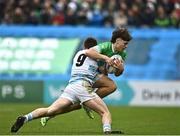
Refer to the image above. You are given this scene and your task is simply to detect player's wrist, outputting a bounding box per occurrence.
[103,55,110,62]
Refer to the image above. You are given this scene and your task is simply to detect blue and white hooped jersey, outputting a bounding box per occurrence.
[69,50,98,85]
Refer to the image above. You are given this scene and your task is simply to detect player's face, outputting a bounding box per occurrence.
[114,38,128,52]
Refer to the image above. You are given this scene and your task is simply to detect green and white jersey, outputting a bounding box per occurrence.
[94,42,127,60]
[92,42,127,68]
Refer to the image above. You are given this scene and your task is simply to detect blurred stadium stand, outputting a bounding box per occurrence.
[0,0,180,28]
[0,25,180,81]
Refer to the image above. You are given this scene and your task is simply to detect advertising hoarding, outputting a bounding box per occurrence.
[0,80,43,103]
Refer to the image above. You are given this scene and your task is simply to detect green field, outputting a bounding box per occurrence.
[0,103,180,135]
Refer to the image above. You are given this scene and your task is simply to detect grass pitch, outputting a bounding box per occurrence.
[0,103,180,135]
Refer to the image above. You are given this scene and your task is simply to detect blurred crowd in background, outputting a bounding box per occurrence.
[0,0,180,28]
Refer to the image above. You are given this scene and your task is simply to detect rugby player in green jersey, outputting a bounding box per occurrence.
[40,27,132,127]
[86,27,132,98]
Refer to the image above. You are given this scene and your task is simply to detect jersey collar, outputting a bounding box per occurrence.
[112,43,115,53]
[112,43,118,54]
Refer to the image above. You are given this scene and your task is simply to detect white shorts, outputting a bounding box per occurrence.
[60,80,98,104]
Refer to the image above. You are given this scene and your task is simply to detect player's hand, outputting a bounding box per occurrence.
[105,56,114,66]
[113,58,124,76]
[113,58,124,70]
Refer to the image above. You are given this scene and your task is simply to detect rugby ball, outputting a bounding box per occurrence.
[106,54,122,74]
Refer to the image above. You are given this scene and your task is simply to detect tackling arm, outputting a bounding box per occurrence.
[85,48,114,66]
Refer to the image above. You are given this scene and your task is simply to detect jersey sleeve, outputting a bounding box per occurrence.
[91,46,101,53]
[97,42,108,53]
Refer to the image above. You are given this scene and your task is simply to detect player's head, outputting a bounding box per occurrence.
[111,27,132,51]
[83,37,97,49]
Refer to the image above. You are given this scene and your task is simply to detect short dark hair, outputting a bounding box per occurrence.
[111,27,132,43]
[84,37,97,49]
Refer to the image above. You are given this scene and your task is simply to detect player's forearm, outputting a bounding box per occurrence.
[85,48,109,61]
